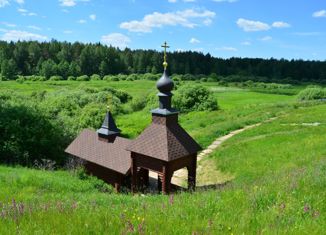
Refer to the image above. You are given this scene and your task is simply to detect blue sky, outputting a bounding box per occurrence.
[0,0,325,60]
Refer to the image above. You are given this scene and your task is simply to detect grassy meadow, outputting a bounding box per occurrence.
[0,79,325,234]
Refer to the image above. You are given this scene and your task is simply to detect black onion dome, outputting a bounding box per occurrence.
[156,70,174,93]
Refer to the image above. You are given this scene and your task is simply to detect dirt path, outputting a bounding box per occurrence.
[171,117,278,187]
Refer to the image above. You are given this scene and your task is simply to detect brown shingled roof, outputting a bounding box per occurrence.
[65,129,131,174]
[126,121,202,161]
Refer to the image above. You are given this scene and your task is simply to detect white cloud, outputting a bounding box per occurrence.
[59,0,90,7]
[17,8,27,12]
[89,14,96,21]
[120,9,215,33]
[272,21,290,28]
[312,9,326,18]
[189,37,200,43]
[213,0,237,2]
[1,22,16,27]
[237,18,270,32]
[0,0,9,7]
[28,25,41,31]
[77,19,87,24]
[63,30,73,34]
[203,18,212,26]
[18,8,38,16]
[60,0,76,7]
[216,46,237,51]
[241,41,251,46]
[101,33,131,48]
[0,0,24,7]
[168,0,197,2]
[1,30,47,41]
[260,36,272,41]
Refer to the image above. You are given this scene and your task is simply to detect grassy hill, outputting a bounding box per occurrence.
[0,102,325,234]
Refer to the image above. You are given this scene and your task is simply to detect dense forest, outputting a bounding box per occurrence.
[0,40,325,84]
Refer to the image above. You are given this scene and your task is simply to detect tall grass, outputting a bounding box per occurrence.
[0,104,325,234]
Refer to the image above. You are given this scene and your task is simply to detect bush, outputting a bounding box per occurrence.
[0,101,67,166]
[130,96,147,111]
[297,87,326,101]
[38,76,47,81]
[78,103,106,130]
[16,76,25,83]
[90,74,101,81]
[173,84,218,112]
[76,75,90,81]
[68,76,76,81]
[103,75,118,81]
[100,88,132,104]
[49,75,64,81]
[127,74,139,81]
[116,74,127,81]
[143,73,159,81]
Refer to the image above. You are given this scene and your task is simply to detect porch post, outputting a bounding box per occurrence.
[188,154,197,191]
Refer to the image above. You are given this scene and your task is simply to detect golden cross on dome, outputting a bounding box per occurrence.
[161,41,169,70]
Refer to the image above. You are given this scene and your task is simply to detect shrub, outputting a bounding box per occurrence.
[209,73,219,81]
[49,75,64,81]
[200,77,207,82]
[130,96,147,111]
[91,74,101,81]
[38,76,47,81]
[143,73,159,81]
[207,77,216,82]
[76,75,90,81]
[68,76,76,81]
[297,87,326,101]
[103,75,118,81]
[16,76,25,83]
[0,101,67,166]
[78,103,106,130]
[173,84,218,112]
[101,87,132,104]
[116,74,127,81]
[128,74,139,81]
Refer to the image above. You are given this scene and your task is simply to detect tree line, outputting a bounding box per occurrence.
[0,40,325,84]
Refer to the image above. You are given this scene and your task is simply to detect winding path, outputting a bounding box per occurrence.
[171,117,278,186]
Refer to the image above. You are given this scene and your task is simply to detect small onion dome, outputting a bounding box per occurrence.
[156,70,174,94]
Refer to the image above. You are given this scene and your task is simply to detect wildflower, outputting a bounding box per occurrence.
[169,194,174,205]
[303,204,310,213]
[18,203,25,215]
[208,219,213,228]
[279,203,286,211]
[312,210,320,219]
[127,220,134,232]
[71,201,78,210]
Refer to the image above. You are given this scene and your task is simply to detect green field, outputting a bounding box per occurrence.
[0,80,325,234]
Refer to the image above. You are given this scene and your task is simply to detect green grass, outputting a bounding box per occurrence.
[0,103,325,234]
[0,80,156,98]
[0,80,325,233]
